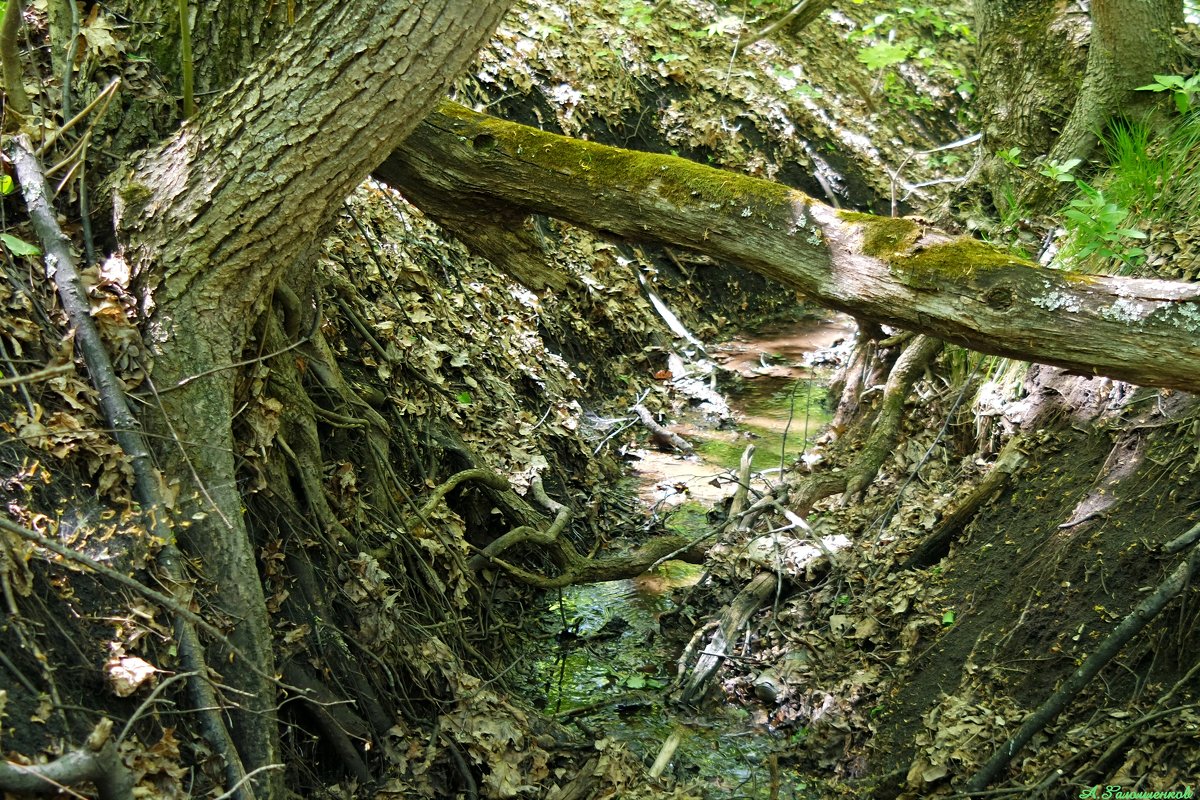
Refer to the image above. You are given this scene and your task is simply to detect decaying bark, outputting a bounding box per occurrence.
[676,533,849,703]
[379,104,1200,393]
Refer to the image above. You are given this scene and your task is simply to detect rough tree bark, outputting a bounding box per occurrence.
[377,104,1200,393]
[1047,0,1181,166]
[108,2,509,793]
[119,0,305,96]
[974,0,1088,159]
[972,0,1088,211]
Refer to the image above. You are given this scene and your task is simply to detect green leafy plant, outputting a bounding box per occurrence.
[1062,182,1147,271]
[651,51,687,64]
[618,0,654,30]
[1136,73,1200,114]
[996,146,1024,168]
[1039,157,1082,183]
[1,233,40,257]
[857,40,914,70]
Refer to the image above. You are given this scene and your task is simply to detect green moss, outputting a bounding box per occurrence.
[693,380,831,471]
[889,237,1032,288]
[664,501,709,536]
[439,101,798,217]
[837,210,921,257]
[118,181,153,208]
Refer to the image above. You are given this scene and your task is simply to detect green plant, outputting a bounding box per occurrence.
[996,146,1024,168]
[1136,73,1200,114]
[650,51,687,64]
[857,40,913,70]
[1038,157,1081,183]
[1100,120,1162,214]
[1061,182,1147,272]
[618,0,654,30]
[848,3,973,110]
[1,233,40,257]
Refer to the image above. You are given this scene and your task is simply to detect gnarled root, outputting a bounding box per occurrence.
[0,720,133,800]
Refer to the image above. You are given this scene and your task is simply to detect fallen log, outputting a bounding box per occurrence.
[678,571,779,704]
[378,103,1200,393]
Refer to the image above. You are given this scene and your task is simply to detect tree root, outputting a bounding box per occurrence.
[0,720,133,800]
[790,335,943,513]
[281,662,372,784]
[964,539,1200,791]
[467,475,706,587]
[842,335,943,501]
[9,138,259,800]
[902,434,1026,570]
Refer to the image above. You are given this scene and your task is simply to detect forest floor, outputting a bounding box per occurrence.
[3,0,1200,798]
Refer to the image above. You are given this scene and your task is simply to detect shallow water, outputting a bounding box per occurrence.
[629,315,854,506]
[521,316,855,797]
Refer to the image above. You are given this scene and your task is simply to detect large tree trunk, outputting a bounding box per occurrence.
[972,0,1088,212]
[1047,0,1181,165]
[376,104,1200,393]
[110,3,509,793]
[975,0,1088,159]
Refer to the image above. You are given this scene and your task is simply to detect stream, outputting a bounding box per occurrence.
[519,315,856,798]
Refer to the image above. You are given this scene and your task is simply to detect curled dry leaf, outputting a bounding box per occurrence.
[106,655,159,697]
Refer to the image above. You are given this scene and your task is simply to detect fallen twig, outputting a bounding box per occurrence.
[631,403,693,453]
[0,362,72,388]
[965,541,1200,791]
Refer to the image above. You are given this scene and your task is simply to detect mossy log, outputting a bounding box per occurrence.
[378,103,1200,393]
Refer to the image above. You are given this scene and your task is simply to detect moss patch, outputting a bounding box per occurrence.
[438,101,800,216]
[890,237,1033,288]
[838,210,921,257]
